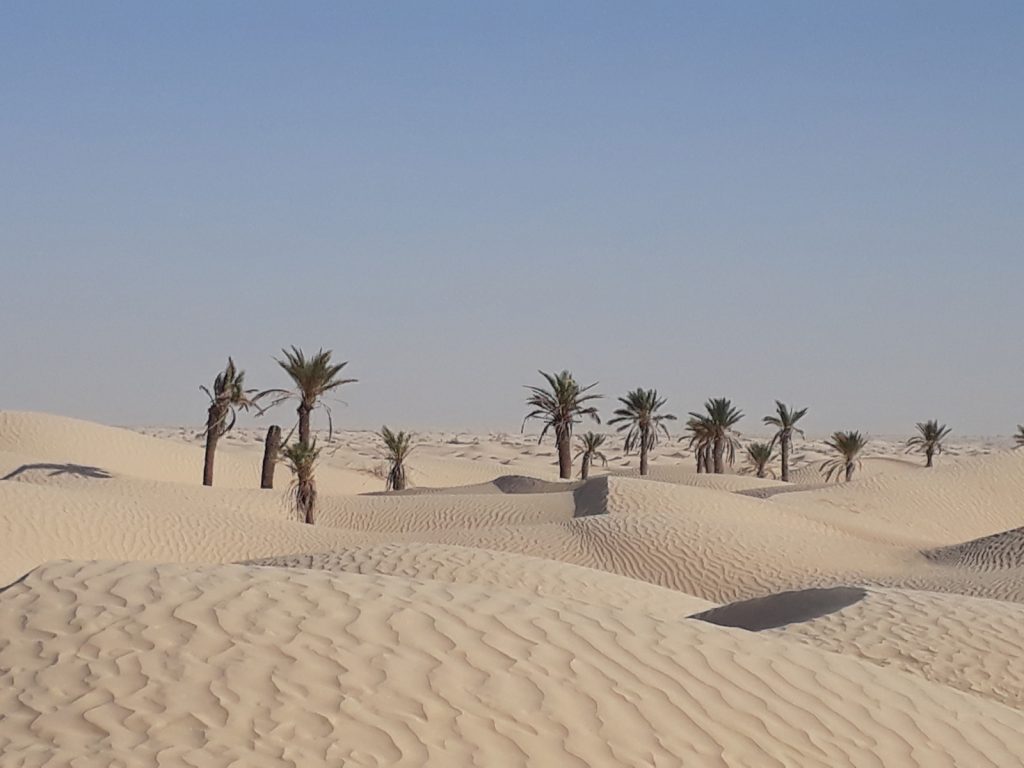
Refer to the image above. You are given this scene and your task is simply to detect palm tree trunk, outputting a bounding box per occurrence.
[713,436,725,474]
[298,402,313,446]
[393,463,407,491]
[581,454,591,480]
[696,448,705,474]
[845,462,855,482]
[780,435,790,482]
[926,448,934,468]
[703,444,713,474]
[757,464,766,479]
[557,430,572,479]
[202,406,220,487]
[640,432,649,476]
[261,425,281,489]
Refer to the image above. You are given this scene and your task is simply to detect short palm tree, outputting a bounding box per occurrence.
[690,398,743,474]
[575,432,609,480]
[380,425,415,491]
[282,439,320,524]
[763,401,808,482]
[1015,425,1024,449]
[685,416,715,474]
[608,388,676,476]
[523,370,602,479]
[744,442,775,479]
[820,431,869,482]
[200,358,260,487]
[262,347,357,446]
[905,420,952,468]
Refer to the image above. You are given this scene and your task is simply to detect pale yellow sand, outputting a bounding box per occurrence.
[3,411,1024,765]
[766,587,1024,710]
[4,560,1024,767]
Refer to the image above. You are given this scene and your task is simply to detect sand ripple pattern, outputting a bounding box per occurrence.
[4,560,1024,767]
[769,588,1024,710]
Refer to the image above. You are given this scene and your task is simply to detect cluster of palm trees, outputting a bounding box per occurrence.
[200,358,1023,523]
[522,370,987,484]
[200,347,356,523]
[200,347,418,520]
[522,371,678,480]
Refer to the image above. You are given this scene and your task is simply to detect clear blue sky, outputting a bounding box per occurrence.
[2,2,1022,435]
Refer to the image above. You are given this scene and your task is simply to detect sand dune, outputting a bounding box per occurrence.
[5,560,1024,767]
[765,587,1024,710]
[246,542,716,616]
[3,411,1024,764]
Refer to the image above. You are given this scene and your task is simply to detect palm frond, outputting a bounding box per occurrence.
[522,370,602,444]
[820,430,868,482]
[201,357,260,438]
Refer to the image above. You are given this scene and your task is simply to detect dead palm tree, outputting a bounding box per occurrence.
[743,442,775,479]
[575,432,609,480]
[260,425,282,489]
[1015,425,1024,449]
[282,439,320,524]
[608,389,676,476]
[380,426,414,491]
[763,401,808,482]
[523,370,602,479]
[905,420,952,468]
[821,431,869,482]
[685,416,715,474]
[690,398,743,474]
[200,358,260,487]
[262,347,356,447]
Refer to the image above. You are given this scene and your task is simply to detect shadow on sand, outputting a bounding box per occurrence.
[2,463,113,481]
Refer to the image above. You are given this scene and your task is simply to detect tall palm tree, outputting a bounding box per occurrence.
[1015,425,1024,449]
[905,420,952,468]
[282,439,320,524]
[608,389,676,476]
[763,401,808,482]
[200,358,259,487]
[263,347,356,447]
[380,425,414,491]
[523,370,602,479]
[690,398,743,474]
[821,431,869,482]
[744,442,775,479]
[575,432,609,480]
[685,416,715,474]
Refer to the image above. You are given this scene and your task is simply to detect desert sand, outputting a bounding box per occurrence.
[3,409,1024,766]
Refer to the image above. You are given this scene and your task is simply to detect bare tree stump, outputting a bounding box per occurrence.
[261,425,281,489]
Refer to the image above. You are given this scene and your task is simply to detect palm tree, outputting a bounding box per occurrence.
[575,432,609,480]
[685,416,715,474]
[744,442,775,479]
[820,431,869,482]
[905,420,952,468]
[200,358,259,487]
[1015,425,1024,449]
[523,370,602,479]
[608,389,676,476]
[262,347,356,447]
[763,401,808,482]
[690,398,743,474]
[380,425,415,491]
[282,439,320,524]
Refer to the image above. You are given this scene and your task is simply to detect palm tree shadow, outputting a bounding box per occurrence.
[2,463,113,481]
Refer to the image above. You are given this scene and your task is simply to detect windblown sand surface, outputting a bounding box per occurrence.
[2,410,1024,766]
